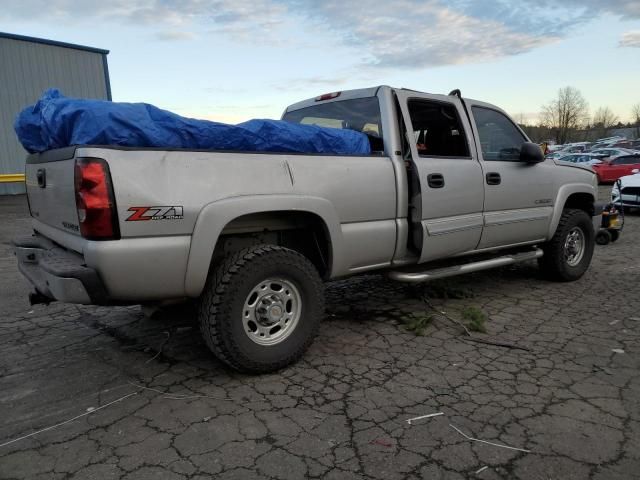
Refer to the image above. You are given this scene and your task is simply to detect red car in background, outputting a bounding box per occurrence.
[592,154,640,183]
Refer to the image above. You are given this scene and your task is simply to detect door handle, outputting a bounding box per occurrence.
[36,168,46,188]
[486,172,501,185]
[427,173,445,188]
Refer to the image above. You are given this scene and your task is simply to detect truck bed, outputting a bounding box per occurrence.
[24,145,399,301]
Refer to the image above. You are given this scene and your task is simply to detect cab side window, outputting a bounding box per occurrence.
[472,107,526,161]
[407,100,470,157]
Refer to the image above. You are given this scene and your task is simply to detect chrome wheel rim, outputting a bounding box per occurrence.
[564,227,585,267]
[242,278,302,346]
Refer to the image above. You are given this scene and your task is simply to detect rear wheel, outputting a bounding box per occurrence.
[538,209,595,281]
[198,244,324,373]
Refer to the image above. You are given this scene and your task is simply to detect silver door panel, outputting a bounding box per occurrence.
[425,212,484,235]
[462,100,555,248]
[393,90,484,263]
[480,206,551,248]
[420,225,484,262]
[483,206,552,226]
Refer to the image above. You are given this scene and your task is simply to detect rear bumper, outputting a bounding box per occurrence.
[13,234,109,305]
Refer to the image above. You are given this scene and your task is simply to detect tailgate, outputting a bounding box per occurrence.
[25,147,81,236]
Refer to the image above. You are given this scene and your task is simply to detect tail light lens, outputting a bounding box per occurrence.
[74,158,120,240]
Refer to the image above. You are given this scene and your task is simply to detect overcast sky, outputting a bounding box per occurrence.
[1,0,639,124]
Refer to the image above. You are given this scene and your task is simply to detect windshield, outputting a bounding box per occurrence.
[283,97,384,152]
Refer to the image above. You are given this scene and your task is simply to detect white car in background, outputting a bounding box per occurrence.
[592,147,640,158]
[556,153,605,166]
[611,168,640,209]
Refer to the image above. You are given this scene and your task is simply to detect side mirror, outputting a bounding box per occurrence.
[520,142,544,163]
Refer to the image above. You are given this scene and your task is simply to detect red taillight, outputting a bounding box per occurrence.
[74,158,120,240]
[315,91,341,102]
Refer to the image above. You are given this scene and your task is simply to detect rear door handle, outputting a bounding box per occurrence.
[486,172,501,185]
[36,168,46,188]
[427,173,445,188]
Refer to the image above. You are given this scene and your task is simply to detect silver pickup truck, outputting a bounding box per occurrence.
[14,86,599,372]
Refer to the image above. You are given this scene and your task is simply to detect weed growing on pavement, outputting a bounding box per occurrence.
[462,306,487,333]
[403,313,433,336]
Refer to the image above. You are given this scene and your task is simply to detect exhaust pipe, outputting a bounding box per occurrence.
[29,290,52,306]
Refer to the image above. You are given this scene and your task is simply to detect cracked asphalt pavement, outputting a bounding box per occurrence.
[1,189,639,479]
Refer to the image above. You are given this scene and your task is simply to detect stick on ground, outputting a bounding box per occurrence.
[406,412,444,424]
[450,424,530,453]
[0,391,138,449]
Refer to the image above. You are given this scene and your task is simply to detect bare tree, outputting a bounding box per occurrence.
[541,87,589,144]
[632,103,640,138]
[592,106,619,139]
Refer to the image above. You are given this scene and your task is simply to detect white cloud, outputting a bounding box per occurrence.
[1,0,638,68]
[271,76,350,91]
[155,31,195,41]
[558,0,640,18]
[619,30,640,48]
[297,1,557,68]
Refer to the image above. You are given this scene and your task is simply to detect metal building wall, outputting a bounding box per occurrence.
[0,33,110,194]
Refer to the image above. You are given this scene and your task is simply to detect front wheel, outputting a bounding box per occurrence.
[198,245,324,373]
[538,209,595,282]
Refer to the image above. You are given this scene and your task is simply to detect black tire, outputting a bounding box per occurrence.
[538,209,595,282]
[595,230,611,245]
[609,230,620,242]
[198,244,324,373]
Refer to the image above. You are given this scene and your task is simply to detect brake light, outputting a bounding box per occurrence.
[74,158,120,240]
[315,92,341,102]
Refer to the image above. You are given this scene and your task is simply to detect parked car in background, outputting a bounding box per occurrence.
[611,168,640,210]
[591,147,640,158]
[545,151,570,161]
[611,140,633,149]
[546,144,564,153]
[563,142,591,153]
[564,146,585,153]
[556,153,605,166]
[592,154,640,183]
[591,137,627,150]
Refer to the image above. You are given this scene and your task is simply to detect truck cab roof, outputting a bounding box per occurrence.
[283,85,503,119]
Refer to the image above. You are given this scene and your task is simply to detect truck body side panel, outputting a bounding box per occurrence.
[77,147,396,298]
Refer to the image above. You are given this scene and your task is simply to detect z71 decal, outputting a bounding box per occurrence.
[126,206,184,221]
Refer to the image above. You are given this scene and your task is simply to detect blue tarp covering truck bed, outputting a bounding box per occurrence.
[14,89,371,156]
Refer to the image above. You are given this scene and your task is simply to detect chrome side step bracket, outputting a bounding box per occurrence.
[388,248,543,283]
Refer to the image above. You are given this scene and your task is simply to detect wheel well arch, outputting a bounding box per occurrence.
[184,195,344,298]
[563,192,596,216]
[547,187,597,239]
[214,210,333,278]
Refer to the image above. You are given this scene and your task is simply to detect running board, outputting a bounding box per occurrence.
[388,248,543,283]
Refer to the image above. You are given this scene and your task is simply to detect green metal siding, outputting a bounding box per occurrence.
[0,36,109,194]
